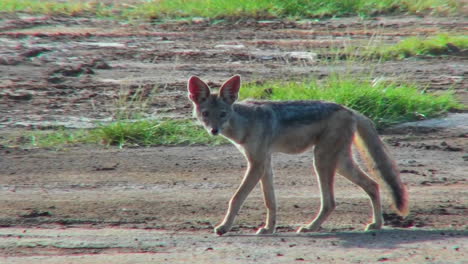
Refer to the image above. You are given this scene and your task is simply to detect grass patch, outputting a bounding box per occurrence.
[95,119,227,147]
[0,0,113,17]
[241,75,461,128]
[0,0,463,19]
[4,119,227,149]
[0,119,228,148]
[3,76,461,148]
[369,34,468,60]
[333,33,468,62]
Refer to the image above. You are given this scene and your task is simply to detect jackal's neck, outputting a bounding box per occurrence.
[221,105,250,144]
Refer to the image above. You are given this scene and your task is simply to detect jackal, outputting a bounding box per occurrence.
[188,75,408,235]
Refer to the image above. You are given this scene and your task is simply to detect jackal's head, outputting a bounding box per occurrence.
[187,75,240,136]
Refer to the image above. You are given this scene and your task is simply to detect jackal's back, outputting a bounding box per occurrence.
[237,100,344,126]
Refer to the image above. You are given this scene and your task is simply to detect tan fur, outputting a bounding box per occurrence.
[188,75,409,235]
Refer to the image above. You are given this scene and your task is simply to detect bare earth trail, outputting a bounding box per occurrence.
[0,136,467,263]
[0,14,467,263]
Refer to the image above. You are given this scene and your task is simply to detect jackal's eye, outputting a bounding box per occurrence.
[201,111,209,117]
[220,112,227,118]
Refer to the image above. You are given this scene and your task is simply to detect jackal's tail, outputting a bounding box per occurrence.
[354,112,409,216]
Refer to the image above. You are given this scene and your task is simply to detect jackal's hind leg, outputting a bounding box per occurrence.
[337,151,383,231]
[297,150,337,233]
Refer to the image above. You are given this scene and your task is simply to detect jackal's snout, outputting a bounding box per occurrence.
[210,128,219,135]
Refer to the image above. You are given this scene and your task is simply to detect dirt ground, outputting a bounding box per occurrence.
[0,13,467,263]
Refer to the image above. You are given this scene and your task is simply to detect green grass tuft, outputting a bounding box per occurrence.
[374,34,468,59]
[337,34,468,61]
[94,119,227,148]
[0,0,109,17]
[0,0,464,19]
[241,75,461,128]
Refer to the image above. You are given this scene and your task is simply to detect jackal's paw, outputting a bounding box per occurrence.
[365,222,382,231]
[256,227,275,235]
[296,225,320,233]
[214,225,230,236]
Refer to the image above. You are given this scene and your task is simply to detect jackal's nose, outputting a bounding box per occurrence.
[211,128,219,135]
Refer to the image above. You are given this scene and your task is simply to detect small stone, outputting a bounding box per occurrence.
[214,44,246,50]
[7,92,33,101]
[20,47,50,58]
[285,51,317,62]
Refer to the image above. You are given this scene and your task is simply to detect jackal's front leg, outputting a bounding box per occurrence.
[214,162,265,236]
[256,164,277,235]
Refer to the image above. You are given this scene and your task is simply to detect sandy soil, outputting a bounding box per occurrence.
[0,14,467,263]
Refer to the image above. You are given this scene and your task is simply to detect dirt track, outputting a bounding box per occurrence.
[0,140,467,263]
[0,14,467,263]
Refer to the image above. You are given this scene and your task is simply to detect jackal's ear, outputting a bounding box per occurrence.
[188,76,210,104]
[219,75,240,105]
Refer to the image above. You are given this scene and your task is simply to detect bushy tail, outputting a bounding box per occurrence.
[354,112,409,216]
